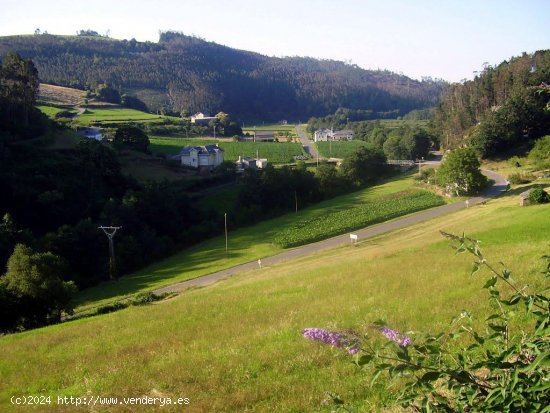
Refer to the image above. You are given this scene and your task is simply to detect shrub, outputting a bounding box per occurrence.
[508,172,533,184]
[528,187,550,204]
[305,233,550,412]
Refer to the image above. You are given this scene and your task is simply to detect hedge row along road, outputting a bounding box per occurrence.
[154,169,508,295]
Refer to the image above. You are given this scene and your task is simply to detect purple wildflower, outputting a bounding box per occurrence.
[347,346,360,355]
[303,328,361,355]
[302,328,345,348]
[381,326,412,347]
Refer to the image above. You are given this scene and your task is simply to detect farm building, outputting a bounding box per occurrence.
[314,128,354,142]
[254,130,275,142]
[235,156,269,173]
[78,127,103,141]
[190,112,217,125]
[178,144,224,170]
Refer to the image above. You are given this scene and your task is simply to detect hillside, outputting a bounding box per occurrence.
[0,32,446,120]
[433,49,550,155]
[1,186,548,412]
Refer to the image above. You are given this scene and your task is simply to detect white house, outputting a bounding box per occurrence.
[78,127,103,141]
[313,128,332,142]
[313,128,354,142]
[190,112,217,125]
[178,144,224,170]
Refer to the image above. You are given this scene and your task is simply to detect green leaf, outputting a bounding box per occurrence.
[421,371,442,382]
[522,352,549,373]
[356,355,373,366]
[370,370,382,387]
[483,276,497,289]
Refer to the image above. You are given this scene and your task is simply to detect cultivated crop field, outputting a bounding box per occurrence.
[316,140,368,158]
[150,137,307,163]
[273,190,444,247]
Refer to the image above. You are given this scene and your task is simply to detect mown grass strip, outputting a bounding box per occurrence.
[273,190,444,248]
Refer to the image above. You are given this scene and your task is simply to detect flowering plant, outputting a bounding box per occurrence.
[304,232,550,412]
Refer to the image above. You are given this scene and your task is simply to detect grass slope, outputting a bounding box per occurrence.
[1,187,548,412]
[74,173,421,310]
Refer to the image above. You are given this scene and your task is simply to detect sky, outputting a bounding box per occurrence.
[1,0,549,82]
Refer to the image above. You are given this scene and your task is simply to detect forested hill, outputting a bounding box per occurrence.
[0,32,445,119]
[433,50,550,156]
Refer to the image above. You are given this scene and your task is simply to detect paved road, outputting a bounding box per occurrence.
[295,124,319,160]
[154,169,508,295]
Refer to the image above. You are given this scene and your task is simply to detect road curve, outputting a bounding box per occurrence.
[154,169,508,295]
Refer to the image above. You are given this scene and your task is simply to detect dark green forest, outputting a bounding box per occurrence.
[433,50,550,156]
[0,32,445,120]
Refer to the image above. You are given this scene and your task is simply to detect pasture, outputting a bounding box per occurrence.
[74,172,429,309]
[73,107,168,126]
[316,140,368,158]
[1,188,548,412]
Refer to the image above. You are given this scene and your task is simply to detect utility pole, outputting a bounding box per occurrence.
[224,213,228,255]
[99,226,122,280]
[295,190,298,213]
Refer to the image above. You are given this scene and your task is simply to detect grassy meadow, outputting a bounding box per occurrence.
[74,173,423,310]
[316,140,368,158]
[73,107,169,126]
[149,137,307,163]
[1,186,548,412]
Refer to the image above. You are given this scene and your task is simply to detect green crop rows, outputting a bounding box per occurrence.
[273,190,444,248]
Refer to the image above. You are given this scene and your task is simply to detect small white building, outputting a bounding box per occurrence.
[314,128,332,142]
[190,112,218,125]
[178,144,224,170]
[79,127,103,141]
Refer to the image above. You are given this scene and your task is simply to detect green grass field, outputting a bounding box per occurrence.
[73,107,172,126]
[150,137,307,163]
[73,173,421,310]
[37,105,72,119]
[316,140,368,158]
[1,186,548,412]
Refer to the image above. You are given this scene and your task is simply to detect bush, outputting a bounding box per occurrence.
[508,172,534,185]
[528,187,550,204]
[305,233,550,412]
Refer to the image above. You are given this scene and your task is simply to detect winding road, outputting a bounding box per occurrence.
[154,168,508,295]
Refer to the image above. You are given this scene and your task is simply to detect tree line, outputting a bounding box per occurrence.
[433,50,550,157]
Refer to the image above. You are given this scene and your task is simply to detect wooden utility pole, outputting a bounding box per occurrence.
[224,213,228,255]
[99,226,122,280]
